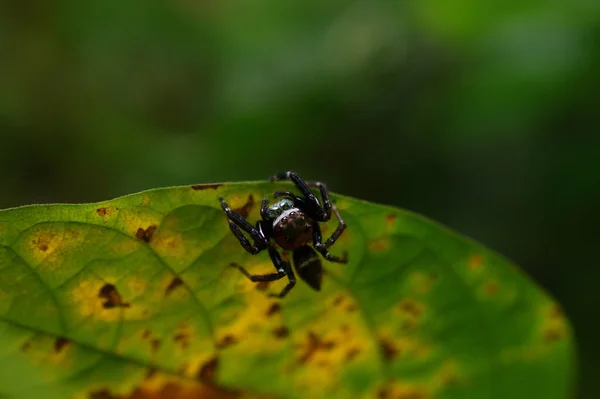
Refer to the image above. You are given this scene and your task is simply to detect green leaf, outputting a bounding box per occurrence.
[0,182,575,399]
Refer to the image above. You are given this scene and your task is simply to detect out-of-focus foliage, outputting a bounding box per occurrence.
[0,0,597,397]
[0,184,575,398]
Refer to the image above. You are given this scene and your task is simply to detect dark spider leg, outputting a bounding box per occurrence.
[260,198,270,220]
[224,221,265,255]
[230,247,297,298]
[270,278,296,299]
[273,191,296,199]
[269,171,329,221]
[267,247,297,298]
[321,204,346,249]
[220,198,269,254]
[312,211,348,264]
[230,263,285,282]
[304,180,332,220]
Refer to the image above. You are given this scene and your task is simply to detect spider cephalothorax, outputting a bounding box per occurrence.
[219,171,348,298]
[267,198,313,250]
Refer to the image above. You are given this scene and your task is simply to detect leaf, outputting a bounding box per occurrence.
[0,182,575,399]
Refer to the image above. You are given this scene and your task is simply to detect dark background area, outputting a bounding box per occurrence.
[0,1,598,397]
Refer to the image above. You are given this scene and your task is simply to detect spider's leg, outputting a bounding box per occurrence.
[312,207,348,264]
[305,181,332,220]
[260,198,270,220]
[323,203,346,248]
[224,222,265,255]
[269,171,314,199]
[269,279,296,299]
[273,191,296,199]
[267,247,296,298]
[220,198,269,254]
[231,247,296,298]
[269,171,329,221]
[230,263,286,282]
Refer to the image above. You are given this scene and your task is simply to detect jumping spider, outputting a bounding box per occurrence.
[219,171,348,298]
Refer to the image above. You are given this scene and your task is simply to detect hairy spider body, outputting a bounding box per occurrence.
[219,171,347,298]
[272,208,313,250]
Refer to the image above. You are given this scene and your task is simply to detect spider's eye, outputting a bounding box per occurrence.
[279,198,294,210]
[265,198,294,219]
[266,205,279,219]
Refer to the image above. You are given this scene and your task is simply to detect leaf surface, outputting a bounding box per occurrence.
[0,183,575,399]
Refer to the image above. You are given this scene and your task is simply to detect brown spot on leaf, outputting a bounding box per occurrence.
[273,326,289,339]
[135,225,157,243]
[316,360,329,368]
[217,335,237,349]
[96,208,109,217]
[32,232,58,254]
[145,368,157,380]
[385,213,396,228]
[150,339,161,352]
[550,305,563,319]
[194,358,241,398]
[298,331,335,364]
[165,277,183,296]
[401,390,428,399]
[379,338,398,362]
[155,384,194,399]
[196,357,219,384]
[368,237,389,251]
[21,341,32,352]
[345,303,358,312]
[191,183,223,191]
[174,332,190,349]
[233,194,255,218]
[54,337,69,353]
[98,284,130,309]
[541,304,567,345]
[485,281,498,296]
[377,388,390,399]
[346,347,360,361]
[266,303,281,317]
[398,299,424,318]
[255,281,270,291]
[140,330,160,352]
[332,295,344,306]
[89,389,115,399]
[544,328,564,344]
[469,254,483,271]
[377,385,429,399]
[332,295,357,312]
[89,381,240,399]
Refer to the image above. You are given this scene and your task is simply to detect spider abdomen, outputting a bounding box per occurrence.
[293,245,322,291]
[272,208,313,250]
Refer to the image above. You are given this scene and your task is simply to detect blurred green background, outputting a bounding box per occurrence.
[0,0,597,397]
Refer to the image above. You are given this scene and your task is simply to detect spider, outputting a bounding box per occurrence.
[219,171,348,298]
